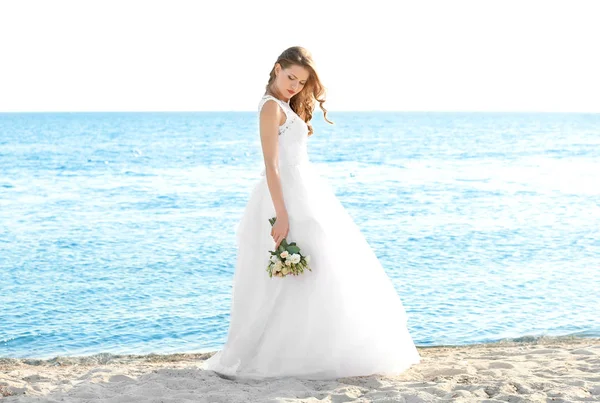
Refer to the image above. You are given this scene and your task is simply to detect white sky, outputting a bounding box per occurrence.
[0,0,599,112]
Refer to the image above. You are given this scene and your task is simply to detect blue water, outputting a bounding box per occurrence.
[1,111,599,360]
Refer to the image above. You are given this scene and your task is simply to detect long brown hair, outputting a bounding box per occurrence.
[265,46,334,136]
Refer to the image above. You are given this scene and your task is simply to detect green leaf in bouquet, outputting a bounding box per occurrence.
[287,246,300,254]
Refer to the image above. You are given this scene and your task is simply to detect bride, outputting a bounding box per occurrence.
[202,46,421,380]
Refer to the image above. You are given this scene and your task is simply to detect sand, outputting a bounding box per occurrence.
[1,336,599,402]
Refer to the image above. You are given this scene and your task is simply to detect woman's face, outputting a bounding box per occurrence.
[273,63,310,100]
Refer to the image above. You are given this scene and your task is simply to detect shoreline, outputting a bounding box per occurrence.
[3,334,596,363]
[2,335,599,402]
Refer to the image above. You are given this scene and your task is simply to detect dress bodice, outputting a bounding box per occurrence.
[258,95,309,171]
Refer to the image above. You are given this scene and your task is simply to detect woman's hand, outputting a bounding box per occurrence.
[271,212,289,249]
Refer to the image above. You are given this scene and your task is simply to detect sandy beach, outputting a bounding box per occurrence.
[1,336,599,402]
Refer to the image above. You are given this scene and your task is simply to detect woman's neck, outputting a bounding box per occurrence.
[265,88,289,103]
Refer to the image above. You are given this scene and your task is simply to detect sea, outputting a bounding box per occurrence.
[1,111,599,359]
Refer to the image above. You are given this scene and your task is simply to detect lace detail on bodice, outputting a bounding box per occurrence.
[258,95,310,173]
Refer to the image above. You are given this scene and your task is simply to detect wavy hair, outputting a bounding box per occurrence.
[265,46,334,136]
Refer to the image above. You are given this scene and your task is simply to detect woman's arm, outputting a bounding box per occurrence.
[259,100,289,247]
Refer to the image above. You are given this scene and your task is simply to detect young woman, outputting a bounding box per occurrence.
[202,46,421,380]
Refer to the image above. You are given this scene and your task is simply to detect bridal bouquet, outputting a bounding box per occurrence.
[266,217,312,278]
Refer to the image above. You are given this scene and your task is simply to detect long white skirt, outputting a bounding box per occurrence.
[202,162,421,380]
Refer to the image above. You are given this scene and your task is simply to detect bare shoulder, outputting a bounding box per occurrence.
[260,99,285,126]
[260,98,282,115]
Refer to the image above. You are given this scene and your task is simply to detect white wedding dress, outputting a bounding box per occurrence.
[202,94,421,380]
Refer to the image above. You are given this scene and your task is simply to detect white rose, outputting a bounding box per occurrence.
[305,255,311,264]
[280,251,289,259]
[285,259,292,266]
[290,254,301,264]
[273,261,282,272]
[270,255,279,263]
